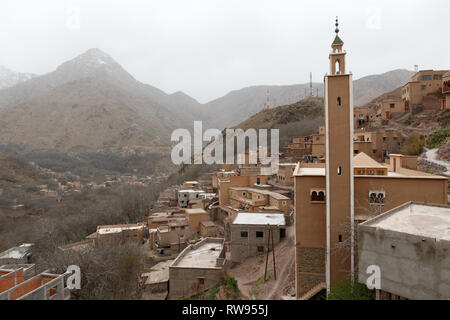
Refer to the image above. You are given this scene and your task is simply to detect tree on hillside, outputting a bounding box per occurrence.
[401,133,424,155]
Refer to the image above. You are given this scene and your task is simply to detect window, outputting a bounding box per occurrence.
[337,166,342,175]
[282,201,287,206]
[369,191,385,204]
[318,191,325,202]
[198,278,205,285]
[242,192,247,197]
[337,97,342,106]
[311,191,318,201]
[338,235,343,242]
[256,231,264,238]
[372,149,377,154]
[354,150,359,154]
[240,231,248,238]
[256,178,261,185]
[390,103,395,109]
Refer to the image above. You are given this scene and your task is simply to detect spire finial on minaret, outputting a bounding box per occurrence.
[335,16,339,34]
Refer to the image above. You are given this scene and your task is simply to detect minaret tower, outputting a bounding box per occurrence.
[324,17,354,292]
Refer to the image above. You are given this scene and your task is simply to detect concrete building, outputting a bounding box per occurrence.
[169,238,225,299]
[230,212,286,263]
[142,260,172,297]
[185,208,211,234]
[275,163,297,187]
[90,223,145,247]
[294,21,448,299]
[0,244,33,265]
[0,268,70,300]
[199,220,217,238]
[402,70,449,110]
[376,100,405,120]
[358,202,450,300]
[177,189,206,208]
[281,136,312,162]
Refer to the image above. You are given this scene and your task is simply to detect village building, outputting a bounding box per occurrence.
[0,267,70,300]
[142,260,172,299]
[376,100,406,120]
[358,202,450,300]
[293,21,448,299]
[274,163,297,188]
[402,69,449,111]
[281,136,313,162]
[177,189,206,208]
[0,244,33,265]
[443,71,450,109]
[199,220,217,238]
[169,238,226,299]
[230,212,286,263]
[88,223,145,247]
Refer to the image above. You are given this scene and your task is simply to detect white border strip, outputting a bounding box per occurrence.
[349,73,355,281]
[324,75,331,293]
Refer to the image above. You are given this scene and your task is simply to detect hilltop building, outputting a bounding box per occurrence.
[402,70,449,111]
[294,21,448,299]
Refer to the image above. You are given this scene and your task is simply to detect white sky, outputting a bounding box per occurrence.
[0,0,448,103]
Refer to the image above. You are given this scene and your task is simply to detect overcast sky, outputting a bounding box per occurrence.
[0,0,448,103]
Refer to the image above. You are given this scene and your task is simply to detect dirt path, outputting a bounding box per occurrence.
[227,226,296,300]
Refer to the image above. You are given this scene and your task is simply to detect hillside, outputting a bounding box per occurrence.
[203,69,413,129]
[353,69,414,106]
[0,153,44,190]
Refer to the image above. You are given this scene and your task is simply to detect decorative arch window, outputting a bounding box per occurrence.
[335,60,340,75]
[318,191,325,202]
[311,189,326,202]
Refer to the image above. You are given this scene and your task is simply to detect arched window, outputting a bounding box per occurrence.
[318,191,325,202]
[311,191,318,201]
[335,60,340,74]
[337,166,342,175]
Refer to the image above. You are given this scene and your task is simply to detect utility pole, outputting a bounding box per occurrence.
[310,72,313,97]
[264,225,277,281]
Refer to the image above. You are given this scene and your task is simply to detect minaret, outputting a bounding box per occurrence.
[324,17,354,292]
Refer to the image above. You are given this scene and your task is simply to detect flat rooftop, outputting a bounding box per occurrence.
[97,224,144,235]
[171,238,224,269]
[360,202,450,240]
[233,212,286,226]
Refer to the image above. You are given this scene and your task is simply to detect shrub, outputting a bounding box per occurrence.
[401,133,425,155]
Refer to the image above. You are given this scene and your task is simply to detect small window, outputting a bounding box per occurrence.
[282,201,287,206]
[337,97,342,106]
[338,235,343,242]
[337,166,342,175]
[242,192,247,197]
[256,231,264,238]
[198,278,205,285]
[256,178,261,185]
[390,104,395,108]
[240,231,248,238]
[318,191,325,202]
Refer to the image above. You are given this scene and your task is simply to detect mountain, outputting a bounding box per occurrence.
[202,69,414,129]
[0,66,36,90]
[0,49,204,152]
[353,69,414,106]
[0,48,413,153]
